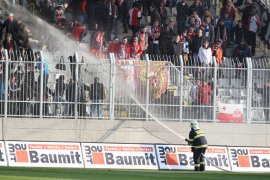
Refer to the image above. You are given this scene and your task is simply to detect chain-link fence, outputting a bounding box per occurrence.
[0,50,270,123]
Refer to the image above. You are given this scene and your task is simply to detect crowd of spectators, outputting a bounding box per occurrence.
[23,0,269,63]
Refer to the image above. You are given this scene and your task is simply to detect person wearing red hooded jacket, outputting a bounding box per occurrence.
[197,79,212,120]
[117,37,130,59]
[130,36,142,59]
[68,19,87,42]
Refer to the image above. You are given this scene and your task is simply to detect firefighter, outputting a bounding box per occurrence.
[185,120,208,171]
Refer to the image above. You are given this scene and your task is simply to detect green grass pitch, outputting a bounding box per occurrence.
[0,167,270,180]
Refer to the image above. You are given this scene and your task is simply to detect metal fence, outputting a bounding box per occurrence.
[0,49,270,124]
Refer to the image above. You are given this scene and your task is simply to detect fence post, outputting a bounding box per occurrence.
[145,54,150,121]
[179,55,184,122]
[39,51,45,118]
[246,57,252,124]
[109,53,115,120]
[74,52,79,119]
[212,57,218,123]
[4,50,9,118]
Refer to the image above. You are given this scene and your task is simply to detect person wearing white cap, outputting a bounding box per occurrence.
[185,120,208,171]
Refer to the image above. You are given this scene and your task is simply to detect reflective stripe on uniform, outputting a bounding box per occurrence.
[194,134,204,139]
[194,144,208,149]
[200,161,205,164]
[194,164,200,167]
[194,130,204,139]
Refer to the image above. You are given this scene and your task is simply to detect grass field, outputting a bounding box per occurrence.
[0,167,270,180]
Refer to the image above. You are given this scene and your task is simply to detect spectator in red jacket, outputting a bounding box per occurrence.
[107,38,119,56]
[137,26,149,54]
[197,79,212,120]
[117,37,130,59]
[130,36,142,59]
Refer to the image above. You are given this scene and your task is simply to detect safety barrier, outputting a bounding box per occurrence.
[1,140,270,172]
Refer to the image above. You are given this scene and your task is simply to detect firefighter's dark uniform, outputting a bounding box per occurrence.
[186,128,208,171]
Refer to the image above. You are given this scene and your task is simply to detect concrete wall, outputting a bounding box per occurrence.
[1,118,270,147]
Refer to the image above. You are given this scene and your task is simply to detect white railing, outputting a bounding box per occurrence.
[0,50,270,124]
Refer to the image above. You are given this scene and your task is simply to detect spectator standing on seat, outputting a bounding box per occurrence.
[89,77,105,118]
[255,80,270,122]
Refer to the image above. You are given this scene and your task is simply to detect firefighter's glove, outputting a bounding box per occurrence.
[185,138,189,142]
[191,147,194,152]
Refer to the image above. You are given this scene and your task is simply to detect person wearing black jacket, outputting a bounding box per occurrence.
[189,0,204,17]
[185,120,208,171]
[2,13,18,39]
[233,20,245,46]
[169,35,182,66]
[176,0,189,34]
[66,78,76,116]
[190,29,203,65]
[159,19,176,55]
[53,75,68,116]
[86,77,105,118]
